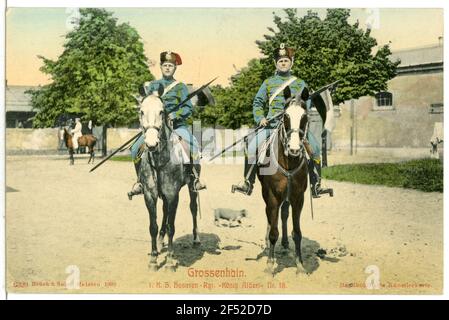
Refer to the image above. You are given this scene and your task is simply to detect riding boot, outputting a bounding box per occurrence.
[308,158,333,198]
[231,157,257,196]
[128,160,143,200]
[187,163,206,192]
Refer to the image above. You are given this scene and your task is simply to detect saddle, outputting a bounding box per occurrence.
[135,134,196,165]
[255,128,279,167]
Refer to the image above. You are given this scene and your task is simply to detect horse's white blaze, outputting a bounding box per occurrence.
[285,103,305,151]
[140,95,164,148]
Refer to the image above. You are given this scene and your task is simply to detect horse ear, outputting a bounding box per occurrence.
[300,87,309,101]
[157,84,164,97]
[283,86,291,100]
[138,85,147,97]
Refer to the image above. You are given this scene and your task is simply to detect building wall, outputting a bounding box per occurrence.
[5,128,140,153]
[6,128,60,151]
[331,71,443,151]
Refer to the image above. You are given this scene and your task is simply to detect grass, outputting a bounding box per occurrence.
[111,155,443,192]
[322,159,443,193]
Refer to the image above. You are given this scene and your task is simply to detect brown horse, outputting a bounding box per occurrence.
[258,87,309,275]
[63,128,97,165]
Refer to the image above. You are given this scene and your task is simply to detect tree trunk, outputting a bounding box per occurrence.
[102,125,107,157]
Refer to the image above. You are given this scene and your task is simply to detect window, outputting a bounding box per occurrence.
[375,92,393,107]
[373,91,394,111]
[430,103,443,114]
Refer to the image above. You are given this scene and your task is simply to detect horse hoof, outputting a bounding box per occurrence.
[265,261,277,275]
[157,238,165,253]
[164,264,176,272]
[148,263,158,272]
[193,238,201,246]
[296,264,308,275]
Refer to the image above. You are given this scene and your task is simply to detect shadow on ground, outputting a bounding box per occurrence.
[172,233,240,267]
[6,186,19,193]
[245,237,340,275]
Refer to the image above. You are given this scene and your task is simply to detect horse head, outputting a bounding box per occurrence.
[282,86,309,157]
[139,84,166,151]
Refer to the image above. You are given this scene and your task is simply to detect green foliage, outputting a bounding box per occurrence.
[195,59,269,129]
[322,159,443,192]
[196,8,399,128]
[27,8,153,128]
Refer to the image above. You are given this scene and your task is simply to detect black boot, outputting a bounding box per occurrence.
[128,160,143,200]
[187,163,206,192]
[308,158,333,198]
[231,158,257,196]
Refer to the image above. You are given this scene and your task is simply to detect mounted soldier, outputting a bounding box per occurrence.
[71,118,82,152]
[127,50,206,200]
[231,43,331,198]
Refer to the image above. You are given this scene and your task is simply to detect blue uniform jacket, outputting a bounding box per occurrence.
[253,73,308,128]
[145,78,193,128]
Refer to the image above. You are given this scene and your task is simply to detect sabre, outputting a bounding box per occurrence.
[89,77,218,173]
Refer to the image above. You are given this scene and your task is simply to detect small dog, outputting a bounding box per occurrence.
[214,208,248,227]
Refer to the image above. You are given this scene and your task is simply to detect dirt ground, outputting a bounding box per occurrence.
[5,153,443,295]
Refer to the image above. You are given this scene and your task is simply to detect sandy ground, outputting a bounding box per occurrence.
[5,153,443,295]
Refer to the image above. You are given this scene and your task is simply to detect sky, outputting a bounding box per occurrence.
[5,7,444,87]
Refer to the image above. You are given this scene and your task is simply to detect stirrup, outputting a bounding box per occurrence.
[231,180,253,196]
[127,182,143,200]
[311,184,334,198]
[192,179,206,193]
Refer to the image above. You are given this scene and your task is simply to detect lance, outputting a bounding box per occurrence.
[90,77,218,173]
[208,112,285,162]
[208,80,341,162]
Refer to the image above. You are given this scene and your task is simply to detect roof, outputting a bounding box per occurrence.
[390,44,443,67]
[5,85,37,112]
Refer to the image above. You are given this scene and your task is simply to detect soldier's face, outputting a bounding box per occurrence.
[275,58,293,73]
[161,62,176,78]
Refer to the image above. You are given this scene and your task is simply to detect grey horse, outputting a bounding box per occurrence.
[138,88,201,271]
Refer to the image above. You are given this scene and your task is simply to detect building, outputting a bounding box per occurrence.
[5,85,37,128]
[330,43,443,156]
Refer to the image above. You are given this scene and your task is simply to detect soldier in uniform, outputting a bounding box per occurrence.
[128,51,206,200]
[232,43,329,198]
[71,118,82,153]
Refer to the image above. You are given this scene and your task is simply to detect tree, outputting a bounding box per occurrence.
[195,8,400,128]
[195,59,270,129]
[27,8,153,128]
[257,8,399,104]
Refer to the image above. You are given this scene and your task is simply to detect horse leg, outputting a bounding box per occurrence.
[265,195,281,275]
[281,201,290,251]
[87,146,92,164]
[291,192,306,274]
[189,187,201,245]
[144,193,159,271]
[164,194,180,272]
[157,200,169,253]
[69,149,74,165]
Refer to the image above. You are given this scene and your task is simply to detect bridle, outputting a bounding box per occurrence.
[140,95,166,152]
[280,99,308,158]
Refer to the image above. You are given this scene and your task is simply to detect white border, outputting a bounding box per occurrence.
[2,0,448,301]
[1,0,7,302]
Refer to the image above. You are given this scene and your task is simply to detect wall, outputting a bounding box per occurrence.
[6,128,59,151]
[330,72,443,152]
